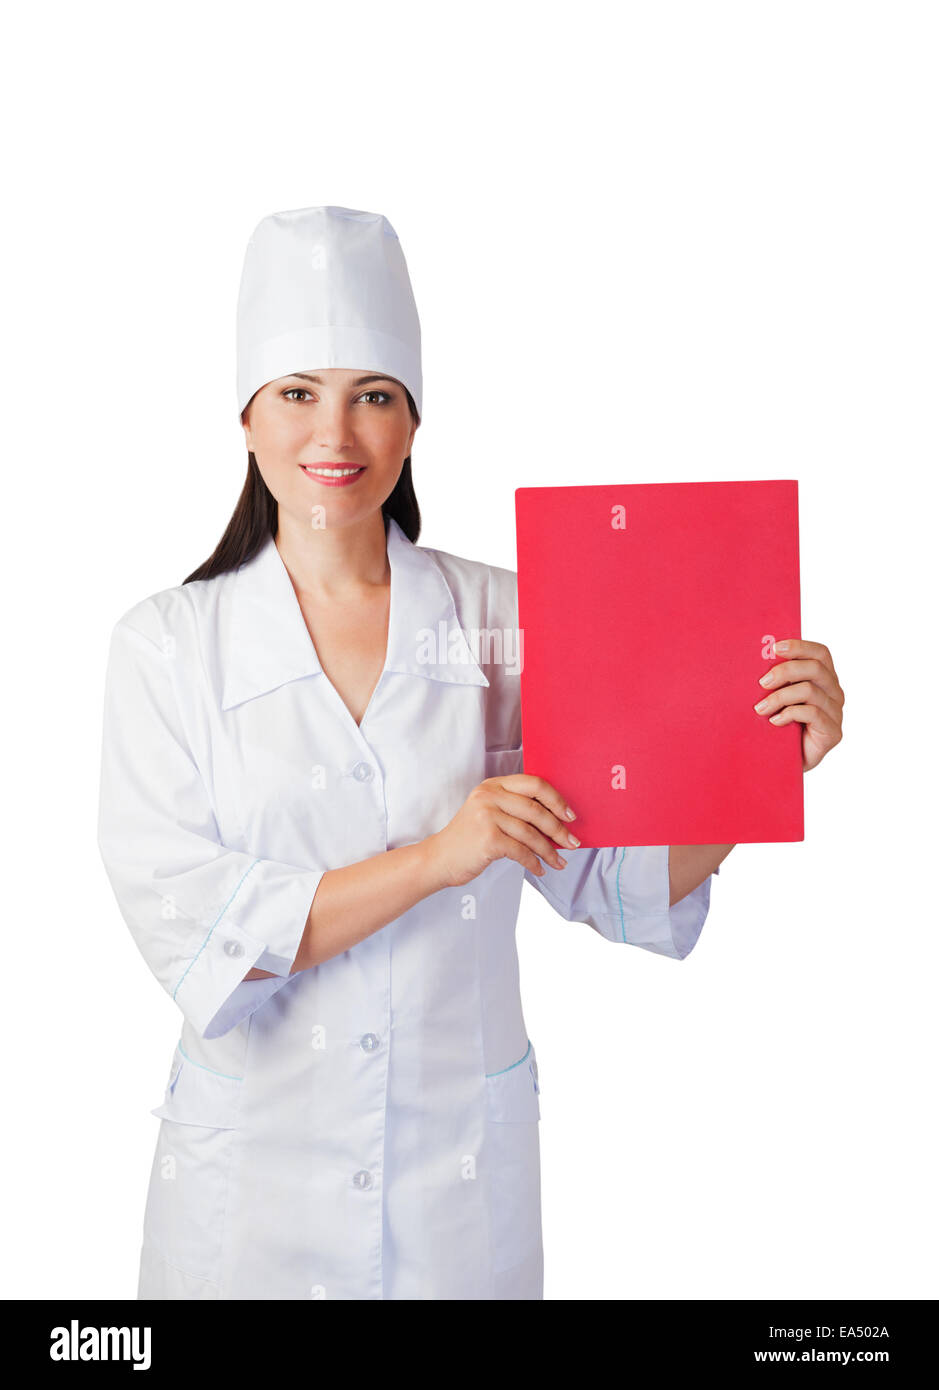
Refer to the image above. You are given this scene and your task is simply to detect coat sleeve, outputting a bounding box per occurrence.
[96,612,326,1040]
[523,844,715,959]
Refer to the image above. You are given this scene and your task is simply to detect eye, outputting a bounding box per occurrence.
[283,388,312,402]
[358,389,392,405]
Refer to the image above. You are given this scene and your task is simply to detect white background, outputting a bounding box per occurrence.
[3,0,936,1301]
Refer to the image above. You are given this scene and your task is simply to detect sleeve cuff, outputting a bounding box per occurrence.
[634,844,712,960]
[173,864,325,1038]
[663,868,712,959]
[202,973,298,1040]
[529,843,714,960]
[599,867,711,960]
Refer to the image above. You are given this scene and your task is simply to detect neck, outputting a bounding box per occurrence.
[274,508,390,600]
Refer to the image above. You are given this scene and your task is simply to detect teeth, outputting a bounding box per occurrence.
[303,466,363,477]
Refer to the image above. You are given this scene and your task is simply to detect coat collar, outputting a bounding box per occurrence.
[221,516,489,710]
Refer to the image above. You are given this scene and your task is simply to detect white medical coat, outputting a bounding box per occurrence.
[96,515,715,1301]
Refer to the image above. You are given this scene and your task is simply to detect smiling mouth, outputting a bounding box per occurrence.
[300,464,366,479]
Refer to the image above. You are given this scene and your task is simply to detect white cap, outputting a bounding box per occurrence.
[236,205,422,420]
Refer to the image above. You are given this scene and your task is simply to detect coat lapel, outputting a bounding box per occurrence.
[221,516,489,710]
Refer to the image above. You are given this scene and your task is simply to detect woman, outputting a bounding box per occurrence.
[97,205,845,1301]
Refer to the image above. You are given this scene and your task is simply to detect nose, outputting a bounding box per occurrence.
[311,399,356,453]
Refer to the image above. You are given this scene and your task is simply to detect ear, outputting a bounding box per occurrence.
[241,409,253,452]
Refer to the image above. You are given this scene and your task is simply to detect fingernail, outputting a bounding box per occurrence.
[567,834,580,847]
[774,640,790,653]
[556,854,568,868]
[769,712,785,723]
[565,806,576,820]
[754,698,770,712]
[759,672,773,687]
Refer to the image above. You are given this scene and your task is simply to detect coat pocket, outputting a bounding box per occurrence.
[150,1047,243,1129]
[485,744,524,780]
[142,1047,243,1290]
[484,1041,542,1276]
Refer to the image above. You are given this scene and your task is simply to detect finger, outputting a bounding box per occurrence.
[494,826,552,878]
[490,772,576,826]
[489,786,581,849]
[758,657,843,706]
[755,679,842,724]
[767,704,842,743]
[772,638,836,673]
[494,812,569,871]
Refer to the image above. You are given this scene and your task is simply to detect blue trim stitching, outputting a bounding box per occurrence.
[614,845,628,943]
[486,1039,531,1078]
[177,1042,243,1082]
[172,858,262,1000]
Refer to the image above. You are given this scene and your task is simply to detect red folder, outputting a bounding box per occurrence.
[514,481,803,847]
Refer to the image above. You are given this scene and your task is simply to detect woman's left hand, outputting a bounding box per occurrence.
[754,639,845,773]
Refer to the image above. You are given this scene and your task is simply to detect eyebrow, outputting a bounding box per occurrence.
[287,372,398,387]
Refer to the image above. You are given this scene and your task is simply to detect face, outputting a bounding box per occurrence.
[242,367,418,530]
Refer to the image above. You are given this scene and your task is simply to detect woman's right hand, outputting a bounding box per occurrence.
[425,773,581,889]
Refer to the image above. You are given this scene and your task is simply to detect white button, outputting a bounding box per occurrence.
[223,939,244,958]
[360,1033,380,1052]
[352,1170,373,1189]
[352,761,374,783]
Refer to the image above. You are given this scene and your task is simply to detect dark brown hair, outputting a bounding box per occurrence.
[183,386,422,584]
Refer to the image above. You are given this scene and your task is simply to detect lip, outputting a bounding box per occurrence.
[299,463,367,488]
